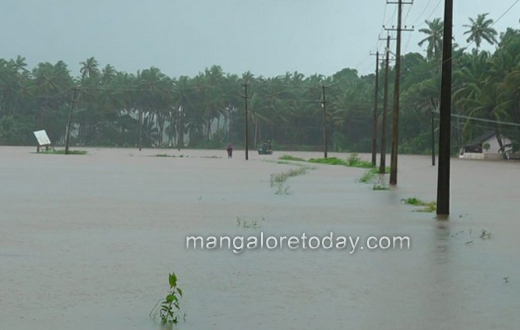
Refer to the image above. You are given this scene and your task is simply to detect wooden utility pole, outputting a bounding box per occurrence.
[385,0,414,185]
[321,85,328,159]
[437,0,453,217]
[430,99,436,166]
[64,87,78,155]
[138,110,142,151]
[370,51,380,166]
[243,82,249,160]
[380,35,394,174]
[177,106,183,151]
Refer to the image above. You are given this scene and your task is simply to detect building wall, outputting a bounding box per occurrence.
[483,136,511,160]
[461,152,485,160]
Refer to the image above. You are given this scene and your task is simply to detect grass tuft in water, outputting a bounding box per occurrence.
[236,217,261,229]
[308,154,377,169]
[279,155,306,162]
[36,149,87,155]
[308,157,348,166]
[270,166,312,195]
[402,197,437,212]
[270,167,309,186]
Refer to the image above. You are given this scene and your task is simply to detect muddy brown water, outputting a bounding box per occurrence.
[0,147,519,329]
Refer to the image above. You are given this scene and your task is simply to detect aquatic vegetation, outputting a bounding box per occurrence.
[279,155,306,162]
[236,217,261,229]
[150,272,185,324]
[156,154,187,158]
[270,167,309,186]
[372,183,390,191]
[480,229,492,239]
[308,154,380,170]
[36,149,87,155]
[359,168,379,183]
[402,197,424,206]
[270,166,312,195]
[275,184,291,195]
[402,197,437,213]
[308,157,348,166]
[372,174,390,190]
[345,153,374,168]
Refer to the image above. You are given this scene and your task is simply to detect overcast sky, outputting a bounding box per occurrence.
[1,0,518,78]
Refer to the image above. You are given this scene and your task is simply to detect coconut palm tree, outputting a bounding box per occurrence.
[80,57,100,80]
[463,13,498,52]
[418,18,444,65]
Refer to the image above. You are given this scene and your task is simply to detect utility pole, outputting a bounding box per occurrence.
[370,51,380,167]
[321,84,328,159]
[243,82,250,160]
[385,0,414,185]
[138,110,142,151]
[177,106,183,151]
[437,0,453,217]
[64,87,78,155]
[430,99,436,166]
[379,35,395,174]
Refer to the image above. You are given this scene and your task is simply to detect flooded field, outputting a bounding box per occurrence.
[1,146,519,330]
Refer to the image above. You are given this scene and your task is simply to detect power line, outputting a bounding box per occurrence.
[494,0,520,25]
[423,0,442,25]
[441,112,520,128]
[411,0,435,25]
[387,7,397,26]
[404,3,413,23]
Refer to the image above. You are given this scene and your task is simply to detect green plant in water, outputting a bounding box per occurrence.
[372,184,389,190]
[36,149,87,155]
[236,217,261,229]
[275,184,291,195]
[270,166,309,186]
[279,155,306,162]
[308,154,375,169]
[416,202,437,213]
[345,153,374,168]
[270,166,311,195]
[150,272,184,324]
[359,168,378,183]
[308,157,348,166]
[402,197,437,212]
[480,229,492,239]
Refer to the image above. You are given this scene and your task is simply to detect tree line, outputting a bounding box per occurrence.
[0,14,519,154]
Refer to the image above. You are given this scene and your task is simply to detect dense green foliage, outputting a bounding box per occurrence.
[1,18,518,153]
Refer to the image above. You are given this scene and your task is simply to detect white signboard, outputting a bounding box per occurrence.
[33,130,51,146]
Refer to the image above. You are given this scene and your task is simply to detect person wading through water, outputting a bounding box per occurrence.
[226,144,233,158]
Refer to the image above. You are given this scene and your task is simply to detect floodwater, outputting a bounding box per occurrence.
[0,146,519,330]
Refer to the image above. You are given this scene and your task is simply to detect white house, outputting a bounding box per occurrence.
[459,131,512,160]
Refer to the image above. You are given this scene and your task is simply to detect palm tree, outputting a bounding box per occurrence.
[418,18,444,65]
[463,13,498,52]
[101,64,116,83]
[79,57,100,80]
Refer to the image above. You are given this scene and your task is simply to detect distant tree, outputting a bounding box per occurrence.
[80,57,100,80]
[463,13,498,52]
[418,18,444,65]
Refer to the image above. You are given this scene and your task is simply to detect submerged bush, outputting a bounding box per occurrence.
[150,272,184,324]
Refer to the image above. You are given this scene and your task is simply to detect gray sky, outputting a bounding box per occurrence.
[1,0,519,78]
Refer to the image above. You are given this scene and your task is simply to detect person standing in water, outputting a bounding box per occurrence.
[226,144,233,158]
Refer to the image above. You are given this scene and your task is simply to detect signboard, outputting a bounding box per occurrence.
[33,130,51,146]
